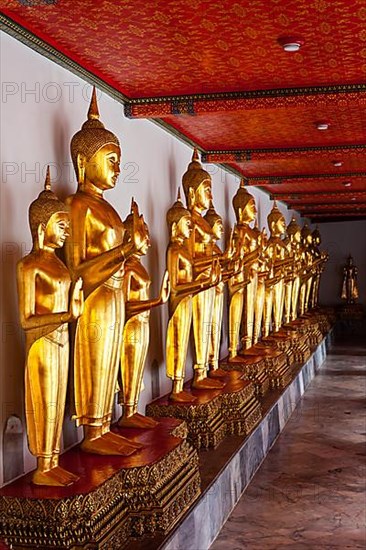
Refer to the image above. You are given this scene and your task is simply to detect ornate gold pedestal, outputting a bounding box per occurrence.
[0,419,200,549]
[247,343,291,389]
[284,321,311,363]
[146,388,225,450]
[146,372,261,449]
[314,307,337,333]
[301,313,323,347]
[220,355,270,396]
[220,373,262,436]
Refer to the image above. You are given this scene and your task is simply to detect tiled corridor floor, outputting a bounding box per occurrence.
[211,339,366,549]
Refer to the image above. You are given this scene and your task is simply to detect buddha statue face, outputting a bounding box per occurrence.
[237,197,257,224]
[190,179,212,211]
[138,223,151,256]
[269,214,286,237]
[212,218,224,240]
[312,229,321,247]
[80,143,121,191]
[42,212,70,250]
[176,214,192,240]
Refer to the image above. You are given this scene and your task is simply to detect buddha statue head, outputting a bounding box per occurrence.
[286,215,301,243]
[123,199,150,256]
[70,87,121,191]
[204,201,224,240]
[182,149,212,211]
[267,201,286,237]
[232,179,257,224]
[29,166,69,251]
[167,189,192,241]
[312,226,321,247]
[301,223,312,246]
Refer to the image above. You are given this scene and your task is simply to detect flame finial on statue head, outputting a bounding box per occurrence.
[70,86,120,176]
[29,167,68,244]
[182,148,211,202]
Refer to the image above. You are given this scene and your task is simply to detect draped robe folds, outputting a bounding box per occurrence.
[66,192,125,428]
[17,252,71,458]
[166,243,193,381]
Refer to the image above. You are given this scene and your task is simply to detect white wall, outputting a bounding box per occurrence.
[317,220,366,306]
[0,32,303,486]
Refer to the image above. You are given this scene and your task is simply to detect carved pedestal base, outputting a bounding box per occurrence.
[284,322,312,363]
[0,419,200,549]
[146,372,262,448]
[220,355,270,396]
[146,387,226,450]
[248,343,292,389]
[220,373,262,436]
[301,313,323,347]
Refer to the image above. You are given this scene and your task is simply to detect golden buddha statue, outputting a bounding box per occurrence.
[253,224,269,344]
[204,201,237,377]
[341,255,359,304]
[17,168,83,486]
[182,150,224,389]
[66,88,145,455]
[119,200,170,428]
[166,192,220,402]
[310,226,328,308]
[286,216,302,321]
[228,180,261,358]
[299,223,313,315]
[265,202,289,332]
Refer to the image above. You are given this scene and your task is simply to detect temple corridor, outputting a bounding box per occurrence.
[211,336,366,549]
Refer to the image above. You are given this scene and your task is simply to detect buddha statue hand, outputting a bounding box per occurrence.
[159,270,171,304]
[212,258,222,285]
[68,277,84,321]
[128,200,150,255]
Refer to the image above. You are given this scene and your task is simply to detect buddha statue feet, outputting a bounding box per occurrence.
[208,367,227,379]
[170,390,197,403]
[32,466,78,487]
[118,412,158,429]
[102,431,143,449]
[228,354,246,363]
[81,433,140,456]
[191,375,225,390]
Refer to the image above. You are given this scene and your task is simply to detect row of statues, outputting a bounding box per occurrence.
[17,89,328,486]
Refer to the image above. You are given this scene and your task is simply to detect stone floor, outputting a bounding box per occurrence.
[211,338,366,549]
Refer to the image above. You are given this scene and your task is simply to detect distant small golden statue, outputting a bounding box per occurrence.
[341,255,359,304]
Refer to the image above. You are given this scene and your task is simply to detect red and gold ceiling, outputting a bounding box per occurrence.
[1,0,366,220]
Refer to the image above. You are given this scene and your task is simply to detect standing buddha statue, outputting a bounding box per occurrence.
[204,201,237,377]
[166,192,220,402]
[17,168,83,485]
[286,216,302,321]
[299,223,313,315]
[66,88,145,455]
[119,200,170,428]
[182,150,224,390]
[264,202,289,333]
[341,255,359,304]
[310,226,328,308]
[228,179,261,358]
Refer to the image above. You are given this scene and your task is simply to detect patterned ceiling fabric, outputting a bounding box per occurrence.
[3,0,366,97]
[2,0,366,219]
[161,105,366,150]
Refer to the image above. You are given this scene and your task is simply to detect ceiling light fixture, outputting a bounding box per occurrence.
[343,181,352,187]
[278,35,304,52]
[316,122,330,130]
[332,160,343,167]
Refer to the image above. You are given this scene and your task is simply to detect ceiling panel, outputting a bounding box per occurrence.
[2,0,366,220]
